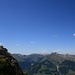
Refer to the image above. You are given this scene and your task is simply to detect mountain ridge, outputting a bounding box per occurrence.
[0,46,24,75]
[13,52,75,75]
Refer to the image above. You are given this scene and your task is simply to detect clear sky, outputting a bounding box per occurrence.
[0,0,75,55]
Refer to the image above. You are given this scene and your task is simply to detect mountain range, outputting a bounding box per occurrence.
[12,52,75,75]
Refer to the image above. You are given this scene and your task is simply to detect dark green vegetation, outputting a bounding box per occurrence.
[13,52,75,75]
[0,46,24,75]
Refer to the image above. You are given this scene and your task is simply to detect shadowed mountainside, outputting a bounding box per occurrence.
[0,46,24,75]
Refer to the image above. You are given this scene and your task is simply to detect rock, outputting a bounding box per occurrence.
[0,46,24,75]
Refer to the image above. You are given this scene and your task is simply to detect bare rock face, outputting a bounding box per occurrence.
[0,46,24,75]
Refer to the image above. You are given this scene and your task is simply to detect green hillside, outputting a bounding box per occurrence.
[13,52,75,75]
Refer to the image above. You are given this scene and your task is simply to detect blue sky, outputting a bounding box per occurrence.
[0,0,75,54]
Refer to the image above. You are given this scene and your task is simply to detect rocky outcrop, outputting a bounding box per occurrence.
[0,46,24,75]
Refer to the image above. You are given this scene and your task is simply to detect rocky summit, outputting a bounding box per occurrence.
[0,45,24,75]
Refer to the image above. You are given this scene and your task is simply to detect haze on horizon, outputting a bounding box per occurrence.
[0,0,75,55]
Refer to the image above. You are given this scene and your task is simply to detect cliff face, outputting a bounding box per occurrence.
[0,46,24,75]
